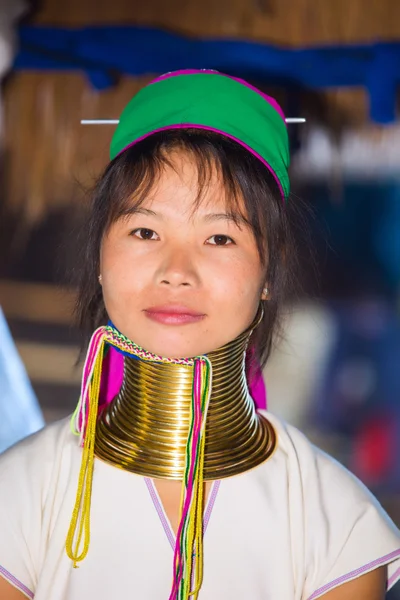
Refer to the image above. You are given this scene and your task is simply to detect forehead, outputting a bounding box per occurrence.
[135,150,246,219]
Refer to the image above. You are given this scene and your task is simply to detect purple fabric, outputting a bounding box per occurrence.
[99,346,124,408]
[249,365,267,410]
[99,346,267,410]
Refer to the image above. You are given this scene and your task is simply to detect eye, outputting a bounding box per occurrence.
[206,235,235,246]
[131,228,160,241]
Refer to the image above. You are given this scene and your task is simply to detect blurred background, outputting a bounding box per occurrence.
[0,1,399,593]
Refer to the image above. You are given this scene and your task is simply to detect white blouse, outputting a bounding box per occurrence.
[0,411,399,600]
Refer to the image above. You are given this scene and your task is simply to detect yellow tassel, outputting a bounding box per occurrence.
[188,361,208,598]
[189,415,207,598]
[65,340,104,567]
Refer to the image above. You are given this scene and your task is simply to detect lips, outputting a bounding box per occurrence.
[144,305,206,326]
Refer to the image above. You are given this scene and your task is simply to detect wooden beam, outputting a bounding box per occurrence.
[0,280,75,324]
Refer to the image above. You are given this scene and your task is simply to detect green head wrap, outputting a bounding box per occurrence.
[110,70,290,199]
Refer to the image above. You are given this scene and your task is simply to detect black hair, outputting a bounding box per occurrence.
[75,128,303,368]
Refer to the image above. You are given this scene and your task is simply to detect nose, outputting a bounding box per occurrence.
[157,246,199,289]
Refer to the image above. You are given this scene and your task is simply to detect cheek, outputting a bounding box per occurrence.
[100,239,149,308]
[209,254,263,309]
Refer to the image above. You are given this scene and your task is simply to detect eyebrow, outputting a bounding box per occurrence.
[120,207,159,218]
[202,212,249,228]
[120,207,249,228]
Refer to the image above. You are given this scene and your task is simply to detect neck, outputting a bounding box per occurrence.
[95,319,276,480]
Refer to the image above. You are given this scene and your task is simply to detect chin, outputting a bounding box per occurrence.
[141,338,215,359]
[128,328,219,359]
[112,317,230,359]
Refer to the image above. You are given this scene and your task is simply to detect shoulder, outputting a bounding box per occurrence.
[260,409,395,515]
[0,417,73,461]
[0,418,79,594]
[259,410,400,597]
[259,408,319,458]
[260,409,369,492]
[0,417,76,490]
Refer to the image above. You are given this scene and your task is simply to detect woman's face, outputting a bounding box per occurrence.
[100,151,266,358]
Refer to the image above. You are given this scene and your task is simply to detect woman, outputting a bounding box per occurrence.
[0,70,399,600]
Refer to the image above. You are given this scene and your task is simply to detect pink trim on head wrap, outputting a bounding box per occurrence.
[117,123,285,200]
[150,69,286,124]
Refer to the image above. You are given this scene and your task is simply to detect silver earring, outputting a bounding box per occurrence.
[262,287,269,299]
[98,274,102,284]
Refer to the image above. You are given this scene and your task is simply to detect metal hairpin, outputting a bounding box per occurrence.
[81,118,306,124]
